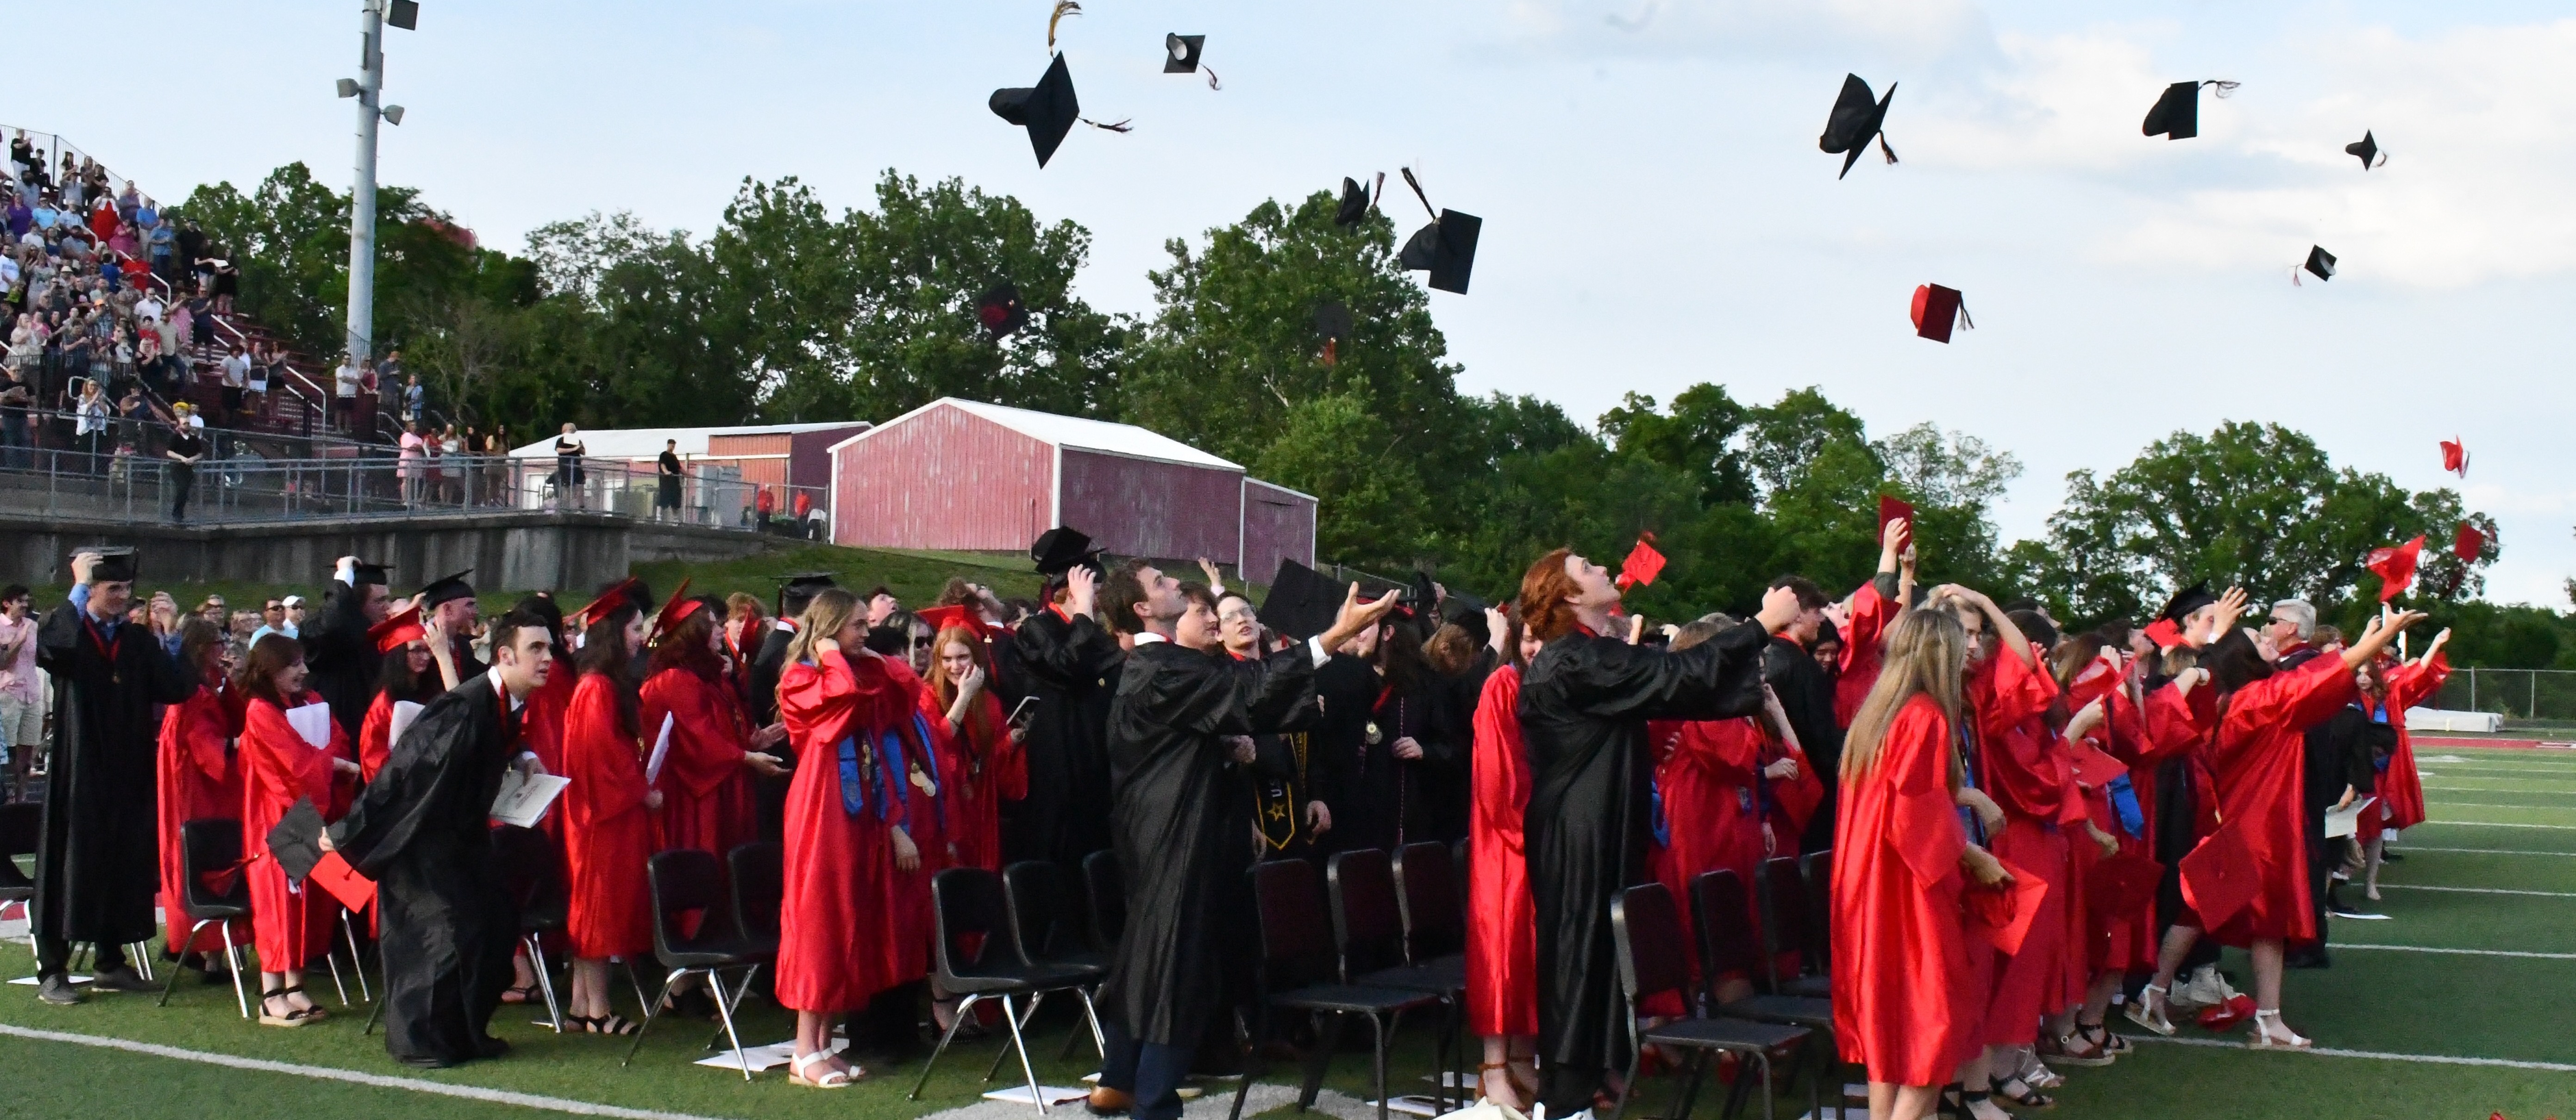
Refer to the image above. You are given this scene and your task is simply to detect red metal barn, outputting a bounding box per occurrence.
[827,398,1317,573]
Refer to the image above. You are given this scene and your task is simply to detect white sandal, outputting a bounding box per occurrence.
[2125,983,2176,1036]
[2246,1009,2311,1051]
[791,1049,858,1088]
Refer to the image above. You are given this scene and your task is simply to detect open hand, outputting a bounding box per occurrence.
[743,751,786,777]
[1392,735,1424,761]
[891,826,921,872]
[1964,845,2014,888]
[1306,801,1333,835]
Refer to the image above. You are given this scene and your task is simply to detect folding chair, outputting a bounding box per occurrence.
[1753,857,1829,998]
[1690,870,1833,1120]
[157,819,254,1019]
[1229,859,1442,1120]
[494,824,567,1031]
[1003,859,1109,1060]
[1609,884,1808,1120]
[1797,850,1833,974]
[1390,843,1473,1109]
[621,850,768,1079]
[908,867,1105,1114]
[0,803,38,921]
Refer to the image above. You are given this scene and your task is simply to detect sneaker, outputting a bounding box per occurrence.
[35,973,80,1005]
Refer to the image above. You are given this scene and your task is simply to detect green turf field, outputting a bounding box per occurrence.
[5,745,2575,1120]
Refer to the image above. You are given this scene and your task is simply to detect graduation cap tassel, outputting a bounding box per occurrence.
[1205,67,1221,91]
[1047,0,1081,49]
[1880,134,1900,166]
[1955,299,1973,332]
[1400,167,1437,220]
[2205,80,2241,98]
[1372,171,1386,209]
[1082,117,1133,133]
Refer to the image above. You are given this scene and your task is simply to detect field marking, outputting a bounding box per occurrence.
[2378,884,2576,899]
[0,1023,730,1120]
[2421,820,2576,830]
[2118,1032,2576,1072]
[2399,846,2576,857]
[2420,803,2576,813]
[2336,944,2576,960]
[2423,784,2576,793]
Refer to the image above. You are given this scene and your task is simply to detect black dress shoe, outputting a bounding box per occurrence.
[89,966,159,994]
[397,1054,461,1069]
[2286,950,2332,970]
[476,1035,512,1059]
[36,974,81,1005]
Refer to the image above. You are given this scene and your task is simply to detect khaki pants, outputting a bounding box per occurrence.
[0,691,37,765]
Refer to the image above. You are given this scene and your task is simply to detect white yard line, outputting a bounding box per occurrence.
[2422,820,2576,830]
[2335,944,2576,960]
[2423,785,2576,794]
[2421,803,2576,814]
[2377,884,2576,898]
[2399,846,2576,857]
[0,1023,732,1120]
[2117,1031,2576,1072]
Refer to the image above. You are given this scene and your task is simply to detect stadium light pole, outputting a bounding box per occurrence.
[339,0,416,378]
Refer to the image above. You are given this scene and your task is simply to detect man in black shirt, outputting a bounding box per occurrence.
[164,413,205,522]
[655,439,683,522]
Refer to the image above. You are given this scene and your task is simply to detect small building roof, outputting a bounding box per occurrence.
[828,398,1240,471]
[510,421,867,460]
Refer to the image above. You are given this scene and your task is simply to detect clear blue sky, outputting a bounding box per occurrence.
[30,1,2576,604]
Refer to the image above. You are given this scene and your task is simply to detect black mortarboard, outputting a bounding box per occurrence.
[2346,131,2384,170]
[862,625,910,657]
[2158,581,2215,625]
[512,593,564,636]
[419,569,475,610]
[2142,79,2237,141]
[1395,168,1480,295]
[1313,301,1352,346]
[776,572,838,615]
[991,54,1081,168]
[978,281,1030,338]
[1164,33,1204,73]
[1408,570,1440,612]
[1257,559,1344,641]
[2303,245,2336,283]
[349,560,392,586]
[386,0,418,31]
[1439,591,1491,646]
[1030,526,1106,578]
[1333,175,1377,227]
[1818,74,1899,179]
[85,547,138,584]
[1912,283,1971,343]
[266,798,328,882]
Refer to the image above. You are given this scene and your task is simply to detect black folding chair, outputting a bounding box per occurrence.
[726,841,783,959]
[1609,884,1809,1120]
[1753,857,1829,998]
[1229,859,1442,1120]
[157,819,254,1019]
[1003,859,1109,1060]
[0,803,38,910]
[1079,848,1124,956]
[909,867,1105,1114]
[621,850,767,1079]
[1797,849,1833,974]
[1390,843,1470,1108]
[490,824,568,1031]
[1690,870,1833,1120]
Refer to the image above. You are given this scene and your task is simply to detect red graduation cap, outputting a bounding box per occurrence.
[368,604,427,654]
[2440,437,2468,478]
[649,578,700,642]
[917,604,999,637]
[1615,532,1666,591]
[568,577,641,633]
[2453,520,2484,564]
[2084,852,2163,924]
[2066,736,2128,789]
[2365,535,2426,603]
[307,850,377,913]
[1876,494,1915,554]
[2142,617,2185,651]
[1910,284,1972,343]
[2179,822,2261,928]
[1964,857,2047,954]
[2067,657,2125,712]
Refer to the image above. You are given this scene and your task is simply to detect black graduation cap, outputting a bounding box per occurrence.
[978,281,1030,338]
[1395,169,1480,295]
[775,572,838,615]
[861,625,910,657]
[2346,131,2384,170]
[1163,32,1206,70]
[1257,559,1345,641]
[349,560,393,586]
[1818,74,1898,179]
[2300,244,2336,284]
[2142,79,2239,141]
[84,547,138,585]
[1912,283,1972,343]
[1408,570,1440,612]
[1439,591,1491,646]
[991,54,1081,168]
[266,798,328,882]
[1030,527,1106,578]
[1313,301,1353,345]
[512,593,564,636]
[386,0,418,31]
[2158,581,2215,625]
[1333,175,1378,227]
[418,569,475,610]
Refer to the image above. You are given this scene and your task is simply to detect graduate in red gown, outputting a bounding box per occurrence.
[919,619,1019,874]
[1831,520,1913,728]
[641,590,786,865]
[775,589,924,1088]
[236,633,361,1027]
[2136,605,2422,1050]
[158,619,245,965]
[559,600,657,1036]
[2363,629,2450,888]
[356,606,461,782]
[1833,607,2014,1120]
[1467,616,1542,1111]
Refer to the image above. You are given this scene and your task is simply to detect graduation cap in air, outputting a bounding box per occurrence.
[991,54,1083,168]
[82,546,138,585]
[1877,494,1916,554]
[1030,526,1106,578]
[1615,533,1666,590]
[266,798,330,882]
[369,604,427,653]
[1313,301,1353,365]
[978,281,1030,338]
[650,578,703,641]
[1911,284,1972,343]
[2366,535,2425,603]
[2296,244,2336,286]
[1818,74,1899,179]
[2453,520,2485,565]
[418,569,475,610]
[2346,130,2386,170]
[2158,581,2215,626]
[775,572,838,616]
[2142,79,2239,140]
[1257,558,1346,641]
[1394,168,1480,295]
[568,576,640,633]
[2440,437,2468,477]
[1333,174,1380,228]
[1164,33,1220,88]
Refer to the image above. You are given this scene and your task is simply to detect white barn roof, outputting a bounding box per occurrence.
[510,421,866,460]
[829,398,1241,471]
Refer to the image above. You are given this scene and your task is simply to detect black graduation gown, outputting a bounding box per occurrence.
[1763,635,1844,852]
[1098,639,1319,1046]
[1338,673,1461,852]
[747,622,796,841]
[31,605,192,952]
[2302,704,2383,944]
[1249,691,1331,862]
[330,673,522,1066]
[1518,622,1770,1095]
[302,585,381,741]
[1009,608,1123,870]
[1302,655,1377,855]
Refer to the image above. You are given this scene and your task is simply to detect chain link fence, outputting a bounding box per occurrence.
[2431,668,2576,729]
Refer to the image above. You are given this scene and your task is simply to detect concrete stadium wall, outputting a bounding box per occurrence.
[0,511,778,592]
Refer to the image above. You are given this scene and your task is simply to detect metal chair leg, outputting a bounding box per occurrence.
[526,936,564,1032]
[909,993,981,1101]
[1300,1012,1343,1111]
[221,924,250,1020]
[1754,1051,1775,1120]
[158,920,207,1007]
[1672,1050,1709,1120]
[343,912,371,1002]
[621,968,687,1069]
[1368,1013,1390,1120]
[128,942,153,982]
[706,966,754,1083]
[324,943,351,1006]
[985,989,1049,1082]
[998,993,1049,1114]
[1074,985,1108,1059]
[1607,1042,1644,1120]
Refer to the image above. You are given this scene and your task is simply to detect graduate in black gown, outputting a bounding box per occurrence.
[325,611,553,1067]
[1337,611,1462,852]
[420,569,487,676]
[30,549,193,1003]
[748,573,834,840]
[1009,528,1124,870]
[1514,548,1799,1116]
[1760,575,1845,853]
[303,556,396,742]
[1087,559,1395,1120]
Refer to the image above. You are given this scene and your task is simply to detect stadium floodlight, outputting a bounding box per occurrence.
[382,105,405,126]
[337,78,361,98]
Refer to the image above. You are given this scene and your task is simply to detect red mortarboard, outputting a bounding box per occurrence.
[1876,494,1915,554]
[2179,822,2261,928]
[2440,437,2467,477]
[569,577,641,633]
[307,850,377,913]
[1615,532,1666,591]
[1964,857,2046,954]
[2365,535,2426,603]
[2143,618,2185,651]
[2066,737,2128,789]
[650,578,700,641]
[1910,283,1971,343]
[916,604,997,636]
[2453,521,2484,564]
[2085,852,2163,925]
[2067,658,2125,711]
[368,604,427,654]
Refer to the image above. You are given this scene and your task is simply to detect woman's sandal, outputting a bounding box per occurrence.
[499,983,540,1005]
[258,988,320,1028]
[1993,1076,2057,1110]
[790,1050,858,1089]
[2081,1022,2133,1056]
[2052,1026,2114,1068]
[1476,1063,1527,1110]
[282,985,327,1021]
[2247,1009,2312,1051]
[2015,1052,2064,1088]
[2124,983,2177,1036]
[570,1014,640,1036]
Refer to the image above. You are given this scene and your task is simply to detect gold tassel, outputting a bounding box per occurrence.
[1047,0,1080,49]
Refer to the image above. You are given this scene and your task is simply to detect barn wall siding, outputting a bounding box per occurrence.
[831,404,1050,549]
[1240,478,1317,579]
[1058,450,1244,564]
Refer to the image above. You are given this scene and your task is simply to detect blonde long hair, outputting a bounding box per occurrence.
[1840,608,1969,782]
[785,588,858,667]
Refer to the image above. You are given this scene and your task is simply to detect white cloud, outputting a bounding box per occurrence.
[1489,0,1988,63]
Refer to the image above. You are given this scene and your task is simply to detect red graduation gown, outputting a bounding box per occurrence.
[241,695,347,969]
[1466,665,1537,1038]
[641,666,756,861]
[2199,658,2356,947]
[1832,693,1977,1086]
[157,684,242,939]
[1650,716,1771,989]
[2086,683,2203,973]
[561,672,655,960]
[1833,579,1895,728]
[917,685,1016,873]
[357,691,414,783]
[1964,649,2065,1046]
[2373,653,2448,832]
[775,649,906,1014]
